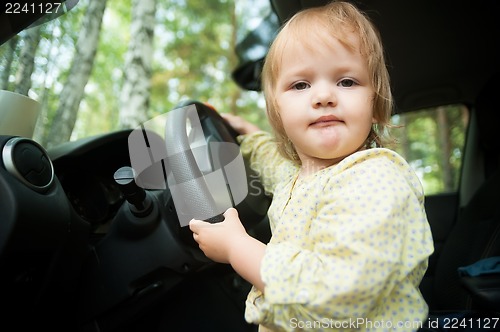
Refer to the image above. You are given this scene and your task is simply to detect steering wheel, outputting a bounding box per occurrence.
[162,101,271,255]
[127,100,270,261]
[164,101,237,225]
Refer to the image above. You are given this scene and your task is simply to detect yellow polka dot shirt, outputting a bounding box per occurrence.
[239,131,434,331]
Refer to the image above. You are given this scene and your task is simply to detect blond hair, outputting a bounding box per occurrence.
[261,1,393,163]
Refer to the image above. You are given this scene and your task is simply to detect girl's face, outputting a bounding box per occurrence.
[275,34,375,171]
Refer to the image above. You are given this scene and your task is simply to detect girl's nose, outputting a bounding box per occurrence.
[313,83,336,108]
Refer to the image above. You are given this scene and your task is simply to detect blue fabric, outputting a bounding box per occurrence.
[457,256,500,277]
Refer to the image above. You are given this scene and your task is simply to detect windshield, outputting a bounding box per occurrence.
[0,0,271,149]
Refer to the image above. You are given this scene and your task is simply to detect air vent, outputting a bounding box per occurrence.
[2,137,54,192]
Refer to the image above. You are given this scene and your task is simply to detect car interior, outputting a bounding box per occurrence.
[1,0,500,331]
[433,72,500,311]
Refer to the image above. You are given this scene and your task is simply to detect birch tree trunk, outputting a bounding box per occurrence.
[45,0,108,148]
[14,25,42,96]
[33,26,58,145]
[228,0,241,114]
[118,0,156,129]
[1,36,19,90]
[437,106,453,191]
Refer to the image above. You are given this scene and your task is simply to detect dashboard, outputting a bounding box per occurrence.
[0,108,272,330]
[49,130,133,229]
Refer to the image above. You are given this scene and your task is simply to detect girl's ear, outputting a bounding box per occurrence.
[372,117,378,124]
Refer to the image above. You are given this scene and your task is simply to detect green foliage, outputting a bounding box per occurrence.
[150,0,265,123]
[391,105,468,195]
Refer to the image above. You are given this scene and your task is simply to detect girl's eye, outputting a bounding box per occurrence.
[338,79,356,88]
[292,82,310,90]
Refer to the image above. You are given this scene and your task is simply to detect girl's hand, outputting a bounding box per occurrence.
[189,208,248,263]
[190,207,267,292]
[221,113,261,135]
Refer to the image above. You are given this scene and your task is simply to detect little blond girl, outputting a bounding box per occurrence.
[190,1,434,331]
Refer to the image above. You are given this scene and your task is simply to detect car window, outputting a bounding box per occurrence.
[0,0,271,149]
[390,105,469,195]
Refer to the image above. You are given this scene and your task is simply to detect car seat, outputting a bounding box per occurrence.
[420,74,500,330]
[431,73,500,312]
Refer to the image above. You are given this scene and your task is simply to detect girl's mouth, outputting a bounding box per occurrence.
[310,115,342,126]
